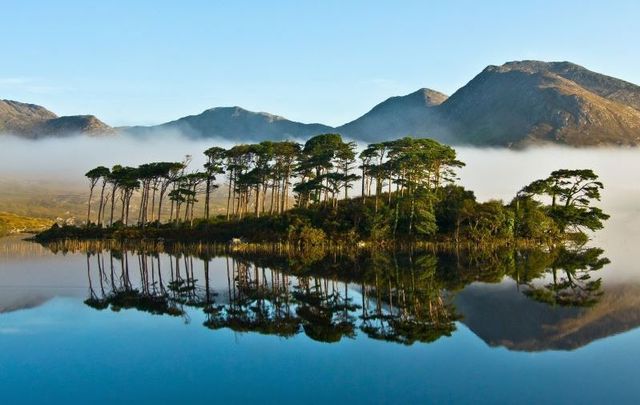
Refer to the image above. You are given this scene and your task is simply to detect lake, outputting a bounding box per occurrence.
[1,234,639,404]
[1,148,640,404]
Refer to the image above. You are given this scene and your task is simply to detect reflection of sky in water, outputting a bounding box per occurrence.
[1,295,639,403]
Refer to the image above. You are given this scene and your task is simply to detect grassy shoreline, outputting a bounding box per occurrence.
[0,212,53,238]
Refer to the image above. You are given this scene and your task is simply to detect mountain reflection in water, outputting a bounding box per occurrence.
[31,239,628,350]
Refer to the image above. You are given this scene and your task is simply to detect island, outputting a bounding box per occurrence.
[35,134,609,250]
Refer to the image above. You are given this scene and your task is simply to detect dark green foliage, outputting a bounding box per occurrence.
[435,185,476,235]
[511,197,560,241]
[520,169,610,234]
[461,201,515,242]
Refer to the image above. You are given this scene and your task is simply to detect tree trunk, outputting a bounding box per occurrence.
[375,178,381,213]
[261,182,267,215]
[361,166,366,204]
[281,176,287,213]
[137,185,145,225]
[100,193,109,225]
[120,193,126,223]
[97,181,107,227]
[86,185,95,227]
[269,181,276,215]
[150,182,157,223]
[393,199,400,236]
[157,189,165,226]
[226,177,233,220]
[125,195,131,225]
[205,177,211,219]
[109,185,117,226]
[235,193,241,219]
[255,184,261,218]
[409,196,415,235]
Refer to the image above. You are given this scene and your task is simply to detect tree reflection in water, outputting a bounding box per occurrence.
[515,246,610,307]
[204,257,300,338]
[84,247,215,321]
[72,241,609,345]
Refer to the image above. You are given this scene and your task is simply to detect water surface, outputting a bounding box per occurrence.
[1,236,640,404]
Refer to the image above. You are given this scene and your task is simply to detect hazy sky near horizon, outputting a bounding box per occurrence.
[1,0,639,127]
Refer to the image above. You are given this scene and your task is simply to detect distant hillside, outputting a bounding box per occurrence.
[0,211,53,237]
[0,99,112,138]
[124,106,332,141]
[40,115,112,136]
[336,88,449,142]
[439,61,640,146]
[0,99,57,134]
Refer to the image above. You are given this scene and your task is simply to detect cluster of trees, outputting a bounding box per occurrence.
[81,134,608,245]
[83,134,465,231]
[84,134,360,227]
[85,161,188,228]
[433,169,610,244]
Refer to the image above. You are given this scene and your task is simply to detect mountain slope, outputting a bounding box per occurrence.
[337,88,449,142]
[0,99,57,134]
[125,106,332,141]
[0,99,112,138]
[40,115,112,136]
[439,61,640,146]
[500,61,640,111]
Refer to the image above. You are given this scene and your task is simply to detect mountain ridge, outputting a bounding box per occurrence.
[124,106,332,141]
[0,99,112,138]
[3,60,640,146]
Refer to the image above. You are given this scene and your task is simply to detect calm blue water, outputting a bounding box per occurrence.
[1,237,639,404]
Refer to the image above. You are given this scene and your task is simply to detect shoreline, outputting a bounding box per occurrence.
[30,228,559,256]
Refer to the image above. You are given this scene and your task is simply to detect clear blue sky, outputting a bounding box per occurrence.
[1,0,639,127]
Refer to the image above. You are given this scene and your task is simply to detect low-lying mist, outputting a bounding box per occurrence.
[1,132,636,205]
[0,132,638,281]
[0,132,237,180]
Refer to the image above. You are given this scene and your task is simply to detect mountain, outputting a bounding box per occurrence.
[4,60,640,146]
[336,88,449,142]
[438,61,640,146]
[0,99,57,134]
[0,99,112,138]
[124,106,332,141]
[339,61,640,146]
